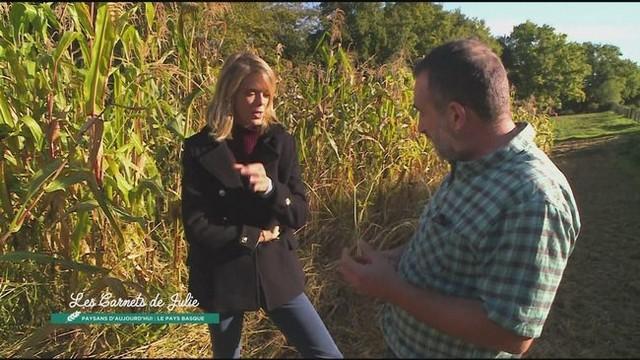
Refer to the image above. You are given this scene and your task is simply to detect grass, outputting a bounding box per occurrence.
[552,111,640,141]
[612,133,640,188]
[553,110,640,186]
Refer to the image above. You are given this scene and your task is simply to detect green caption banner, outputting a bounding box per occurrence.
[51,312,219,324]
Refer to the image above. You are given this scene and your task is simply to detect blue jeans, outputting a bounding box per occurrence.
[208,292,342,358]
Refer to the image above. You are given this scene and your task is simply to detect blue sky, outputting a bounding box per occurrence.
[439,2,640,64]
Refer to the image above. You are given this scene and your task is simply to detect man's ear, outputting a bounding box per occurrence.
[448,101,467,132]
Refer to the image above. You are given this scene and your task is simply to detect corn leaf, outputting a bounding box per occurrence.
[83,3,117,115]
[9,158,63,233]
[44,170,89,193]
[0,90,16,127]
[52,31,80,65]
[21,115,44,151]
[0,251,110,274]
[86,172,126,248]
[145,2,155,32]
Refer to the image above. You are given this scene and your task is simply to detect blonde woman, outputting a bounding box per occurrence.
[181,53,342,358]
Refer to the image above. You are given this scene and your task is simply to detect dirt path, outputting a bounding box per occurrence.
[526,134,640,358]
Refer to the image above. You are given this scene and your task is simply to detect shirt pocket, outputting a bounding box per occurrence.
[421,213,477,278]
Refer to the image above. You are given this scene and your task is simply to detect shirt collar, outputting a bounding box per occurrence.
[451,122,535,180]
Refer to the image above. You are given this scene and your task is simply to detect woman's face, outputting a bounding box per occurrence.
[233,71,272,129]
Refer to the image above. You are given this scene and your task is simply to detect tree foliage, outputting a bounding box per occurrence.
[205,2,318,64]
[176,2,640,115]
[582,43,627,109]
[315,2,499,65]
[500,21,592,112]
[561,43,640,112]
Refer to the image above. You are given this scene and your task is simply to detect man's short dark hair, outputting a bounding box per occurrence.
[413,39,510,122]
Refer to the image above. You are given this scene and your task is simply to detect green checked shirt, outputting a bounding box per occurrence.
[381,122,580,358]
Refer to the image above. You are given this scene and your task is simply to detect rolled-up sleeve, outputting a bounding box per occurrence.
[477,199,578,338]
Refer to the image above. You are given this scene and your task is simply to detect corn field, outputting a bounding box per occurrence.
[0,3,553,358]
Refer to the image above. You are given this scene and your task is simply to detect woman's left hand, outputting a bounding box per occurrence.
[233,163,272,193]
[258,225,280,243]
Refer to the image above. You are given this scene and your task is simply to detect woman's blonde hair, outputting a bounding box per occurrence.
[206,52,278,141]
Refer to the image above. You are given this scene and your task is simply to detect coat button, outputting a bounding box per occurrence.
[218,189,226,197]
[285,197,291,206]
[240,236,248,244]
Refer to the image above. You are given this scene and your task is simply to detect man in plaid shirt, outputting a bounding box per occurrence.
[339,39,580,358]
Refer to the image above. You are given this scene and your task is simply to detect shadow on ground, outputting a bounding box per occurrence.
[526,134,640,358]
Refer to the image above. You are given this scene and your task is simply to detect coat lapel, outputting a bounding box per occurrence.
[252,131,279,170]
[193,125,281,189]
[196,139,244,190]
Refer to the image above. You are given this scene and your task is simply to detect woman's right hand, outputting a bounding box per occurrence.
[258,225,280,243]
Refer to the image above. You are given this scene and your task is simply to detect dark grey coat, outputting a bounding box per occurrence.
[181,123,308,312]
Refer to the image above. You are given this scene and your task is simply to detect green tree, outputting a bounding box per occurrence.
[313,2,386,64]
[618,59,640,106]
[500,21,591,112]
[594,78,625,106]
[342,3,387,63]
[208,3,317,64]
[582,43,625,109]
[579,43,640,110]
[313,2,498,65]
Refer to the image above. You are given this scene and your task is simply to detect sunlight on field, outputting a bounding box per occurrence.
[553,111,640,141]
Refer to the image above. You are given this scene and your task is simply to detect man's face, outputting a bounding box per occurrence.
[413,72,458,161]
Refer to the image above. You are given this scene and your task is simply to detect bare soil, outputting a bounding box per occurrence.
[526,135,640,358]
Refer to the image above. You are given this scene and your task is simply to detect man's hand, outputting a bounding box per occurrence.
[379,244,406,270]
[338,240,402,300]
[233,163,271,193]
[258,225,280,243]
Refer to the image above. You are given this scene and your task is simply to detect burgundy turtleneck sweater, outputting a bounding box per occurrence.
[228,124,260,163]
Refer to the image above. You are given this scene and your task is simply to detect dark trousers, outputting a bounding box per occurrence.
[208,292,342,358]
